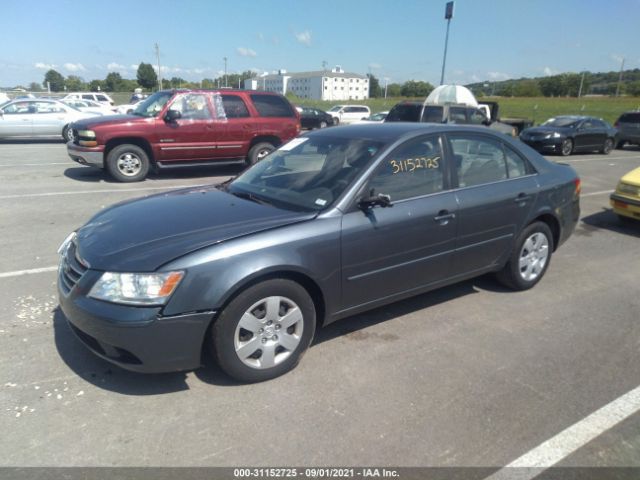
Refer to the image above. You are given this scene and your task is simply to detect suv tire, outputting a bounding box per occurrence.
[247,142,275,165]
[106,144,150,182]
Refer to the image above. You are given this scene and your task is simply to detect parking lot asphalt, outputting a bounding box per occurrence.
[1,140,639,469]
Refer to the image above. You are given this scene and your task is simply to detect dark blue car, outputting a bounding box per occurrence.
[58,124,581,382]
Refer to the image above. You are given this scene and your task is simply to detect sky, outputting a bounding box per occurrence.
[1,0,639,88]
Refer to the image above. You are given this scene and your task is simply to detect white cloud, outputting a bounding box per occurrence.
[237,47,257,57]
[295,30,312,46]
[368,63,382,70]
[64,63,86,72]
[543,66,558,76]
[610,53,625,64]
[35,62,56,70]
[106,62,127,71]
[487,71,510,81]
[130,64,139,70]
[257,32,264,42]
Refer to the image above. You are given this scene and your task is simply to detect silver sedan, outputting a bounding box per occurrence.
[0,98,97,142]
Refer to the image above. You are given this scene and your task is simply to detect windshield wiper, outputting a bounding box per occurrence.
[229,190,273,206]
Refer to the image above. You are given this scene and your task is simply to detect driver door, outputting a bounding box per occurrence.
[339,134,458,311]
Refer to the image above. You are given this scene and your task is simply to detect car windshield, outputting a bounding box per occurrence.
[131,91,173,117]
[543,117,581,128]
[226,135,384,212]
[328,106,342,112]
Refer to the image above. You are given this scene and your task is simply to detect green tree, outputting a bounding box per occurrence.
[201,78,215,89]
[627,80,640,96]
[137,63,158,90]
[513,79,542,97]
[170,77,186,88]
[65,75,86,91]
[43,69,65,92]
[104,72,124,91]
[386,83,402,97]
[88,79,105,92]
[401,80,434,98]
[28,82,44,92]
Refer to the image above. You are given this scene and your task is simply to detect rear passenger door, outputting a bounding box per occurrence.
[447,133,539,276]
[216,94,255,160]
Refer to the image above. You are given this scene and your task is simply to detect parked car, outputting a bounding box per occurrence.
[355,111,389,123]
[67,89,300,182]
[0,98,96,141]
[299,107,334,129]
[385,101,517,136]
[327,105,371,124]
[520,116,617,156]
[114,100,143,115]
[63,92,115,106]
[62,99,114,117]
[614,111,640,148]
[0,92,9,105]
[57,123,580,382]
[610,166,640,222]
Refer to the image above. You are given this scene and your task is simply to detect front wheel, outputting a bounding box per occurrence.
[247,142,275,165]
[62,125,74,143]
[106,144,150,182]
[601,138,615,154]
[212,279,316,383]
[319,121,327,129]
[560,138,573,156]
[496,221,554,291]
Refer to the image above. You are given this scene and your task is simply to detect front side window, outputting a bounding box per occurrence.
[168,93,212,120]
[368,135,444,202]
[2,102,34,114]
[421,106,444,123]
[449,107,467,124]
[33,101,66,113]
[228,136,384,211]
[469,109,487,125]
[82,94,93,100]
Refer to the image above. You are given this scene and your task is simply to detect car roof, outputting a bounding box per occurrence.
[157,88,283,96]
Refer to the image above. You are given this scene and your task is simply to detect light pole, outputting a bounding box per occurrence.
[155,43,163,90]
[439,1,454,86]
[384,77,389,98]
[223,57,228,88]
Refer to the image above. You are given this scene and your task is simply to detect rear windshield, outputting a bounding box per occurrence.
[385,104,422,122]
[250,94,295,117]
[618,113,640,123]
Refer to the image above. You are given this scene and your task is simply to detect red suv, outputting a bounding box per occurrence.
[67,89,300,182]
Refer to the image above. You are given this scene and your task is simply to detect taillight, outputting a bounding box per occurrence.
[574,177,581,195]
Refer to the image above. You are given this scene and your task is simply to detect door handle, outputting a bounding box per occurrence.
[434,210,455,223]
[514,193,531,203]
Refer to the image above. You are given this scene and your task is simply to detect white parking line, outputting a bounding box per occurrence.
[485,384,640,480]
[0,183,208,200]
[581,189,613,197]
[0,266,57,279]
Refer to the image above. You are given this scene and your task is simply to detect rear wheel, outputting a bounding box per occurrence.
[601,137,614,154]
[560,138,573,156]
[319,121,327,128]
[496,221,553,291]
[212,279,316,383]
[106,144,150,182]
[247,142,275,166]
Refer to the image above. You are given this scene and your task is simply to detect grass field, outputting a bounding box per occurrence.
[107,91,640,126]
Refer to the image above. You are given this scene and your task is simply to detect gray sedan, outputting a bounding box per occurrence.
[0,98,97,142]
[57,124,580,382]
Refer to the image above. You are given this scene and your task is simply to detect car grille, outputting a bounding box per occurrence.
[59,241,88,295]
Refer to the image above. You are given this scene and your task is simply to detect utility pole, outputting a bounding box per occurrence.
[223,57,228,88]
[616,57,625,97]
[439,1,454,85]
[578,71,586,98]
[155,43,163,90]
[384,77,389,98]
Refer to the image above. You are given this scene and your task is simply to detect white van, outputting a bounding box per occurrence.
[63,92,115,106]
[327,105,371,124]
[0,92,10,104]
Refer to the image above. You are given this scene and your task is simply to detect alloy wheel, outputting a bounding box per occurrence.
[518,232,550,282]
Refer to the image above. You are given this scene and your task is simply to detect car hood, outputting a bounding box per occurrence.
[75,185,316,272]
[72,114,148,130]
[522,126,571,136]
[621,167,640,187]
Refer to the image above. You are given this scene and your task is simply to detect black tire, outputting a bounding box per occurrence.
[319,121,327,129]
[496,221,554,291]
[333,117,339,125]
[247,142,275,165]
[601,137,614,155]
[212,279,316,383]
[560,138,573,156]
[106,144,150,182]
[62,125,74,143]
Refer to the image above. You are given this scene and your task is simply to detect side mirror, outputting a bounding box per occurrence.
[164,109,182,122]
[359,190,392,209]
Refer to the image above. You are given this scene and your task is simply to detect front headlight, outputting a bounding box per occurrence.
[545,132,562,139]
[88,271,184,306]
[77,130,96,138]
[57,231,76,256]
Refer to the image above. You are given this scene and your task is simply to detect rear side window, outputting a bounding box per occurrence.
[82,94,93,100]
[618,113,640,123]
[221,95,250,118]
[449,107,467,124]
[386,104,422,122]
[450,136,507,187]
[422,106,444,123]
[250,94,294,117]
[96,95,109,102]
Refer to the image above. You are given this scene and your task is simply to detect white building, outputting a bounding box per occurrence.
[244,67,369,101]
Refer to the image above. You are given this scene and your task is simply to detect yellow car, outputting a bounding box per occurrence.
[610,166,640,221]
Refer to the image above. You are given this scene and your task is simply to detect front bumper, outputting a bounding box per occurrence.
[57,266,214,373]
[67,142,105,168]
[520,137,562,153]
[610,193,640,220]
